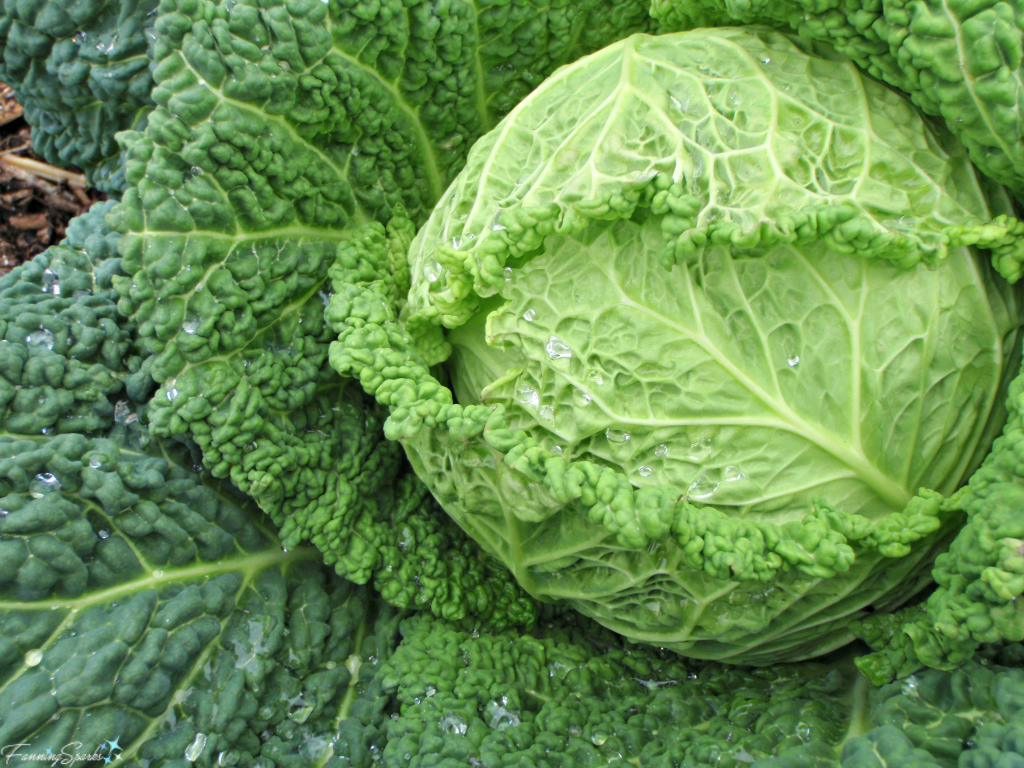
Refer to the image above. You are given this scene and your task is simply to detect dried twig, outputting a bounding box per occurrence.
[70,186,92,207]
[42,192,83,214]
[0,154,88,188]
[0,188,32,206]
[0,82,23,127]
[8,212,49,229]
[1,159,64,196]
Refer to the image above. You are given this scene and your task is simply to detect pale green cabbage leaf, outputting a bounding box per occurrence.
[327,28,1024,663]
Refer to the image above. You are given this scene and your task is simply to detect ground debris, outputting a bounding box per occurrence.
[0,81,107,276]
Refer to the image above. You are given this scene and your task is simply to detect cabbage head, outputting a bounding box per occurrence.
[327,28,1024,663]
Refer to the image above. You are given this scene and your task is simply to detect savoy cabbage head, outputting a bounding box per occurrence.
[328,28,1024,663]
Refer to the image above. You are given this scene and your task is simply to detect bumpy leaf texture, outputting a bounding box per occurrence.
[0,201,153,435]
[328,28,1024,663]
[360,616,1024,768]
[650,0,1024,208]
[109,0,653,628]
[0,0,157,192]
[853,330,1024,680]
[0,420,405,768]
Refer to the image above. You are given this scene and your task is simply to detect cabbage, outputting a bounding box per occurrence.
[328,28,1024,663]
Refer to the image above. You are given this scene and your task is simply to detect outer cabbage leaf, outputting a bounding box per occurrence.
[0,0,157,191]
[359,613,1024,768]
[0,201,153,436]
[0,421,404,768]
[852,331,1024,681]
[108,0,653,627]
[328,28,1024,663]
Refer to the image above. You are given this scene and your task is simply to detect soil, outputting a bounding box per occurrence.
[0,81,108,277]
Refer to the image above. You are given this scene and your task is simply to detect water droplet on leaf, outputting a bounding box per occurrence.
[514,385,539,407]
[185,733,208,762]
[439,713,467,735]
[546,336,572,359]
[606,429,629,444]
[41,269,60,295]
[687,471,718,500]
[26,328,55,350]
[30,473,61,498]
[723,466,745,482]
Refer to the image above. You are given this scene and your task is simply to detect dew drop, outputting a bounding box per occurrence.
[424,261,442,283]
[723,466,745,482]
[787,354,801,368]
[397,527,413,551]
[591,730,609,746]
[687,471,718,500]
[523,308,536,322]
[185,733,208,762]
[485,697,521,731]
[573,294,582,303]
[606,429,629,444]
[98,529,111,540]
[901,675,919,697]
[539,405,554,421]
[514,385,539,407]
[686,436,713,462]
[89,455,103,469]
[546,336,572,359]
[26,328,55,350]
[550,445,563,455]
[439,713,467,736]
[152,570,164,578]
[796,722,812,742]
[30,473,62,498]
[654,444,668,457]
[504,267,513,282]
[24,649,43,667]
[638,466,652,477]
[568,724,583,738]
[0,508,7,517]
[587,370,604,386]
[572,389,591,407]
[41,268,60,295]
[72,31,87,44]
[182,319,200,335]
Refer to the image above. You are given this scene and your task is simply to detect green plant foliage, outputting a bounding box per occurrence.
[0,0,157,191]
[106,0,658,627]
[327,27,1024,663]
[650,0,1024,207]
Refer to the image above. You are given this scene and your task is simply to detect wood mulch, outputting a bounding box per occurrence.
[0,81,108,277]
